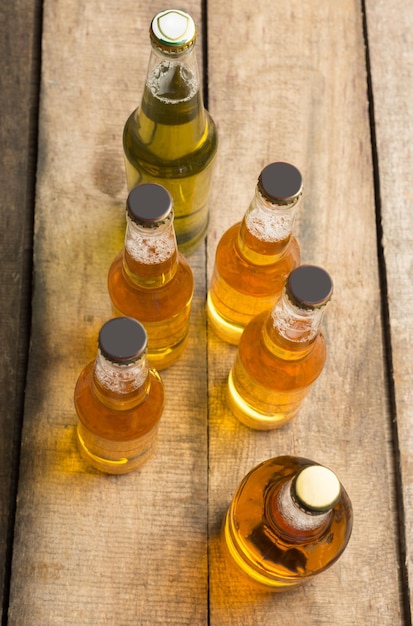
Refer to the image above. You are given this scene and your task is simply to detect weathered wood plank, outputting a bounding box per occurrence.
[207,0,404,623]
[5,0,410,623]
[8,2,208,624]
[366,0,413,618]
[0,0,41,620]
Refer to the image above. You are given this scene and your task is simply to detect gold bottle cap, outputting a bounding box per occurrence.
[294,465,341,513]
[150,9,196,53]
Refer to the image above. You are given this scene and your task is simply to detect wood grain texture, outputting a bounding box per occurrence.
[366,0,413,615]
[0,0,41,620]
[5,0,411,624]
[8,1,208,625]
[206,0,404,623]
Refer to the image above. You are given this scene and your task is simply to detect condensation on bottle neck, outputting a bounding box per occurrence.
[271,289,327,343]
[125,212,177,266]
[277,478,330,531]
[244,186,299,243]
[94,349,148,395]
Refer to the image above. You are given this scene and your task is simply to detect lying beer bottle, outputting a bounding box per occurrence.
[123,9,218,254]
[222,455,353,590]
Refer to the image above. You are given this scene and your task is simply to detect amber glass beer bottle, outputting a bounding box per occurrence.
[227,265,333,429]
[207,162,302,344]
[74,317,165,474]
[108,183,194,371]
[222,455,353,590]
[123,9,218,254]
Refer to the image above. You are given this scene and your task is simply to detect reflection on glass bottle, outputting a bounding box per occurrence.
[207,162,302,345]
[74,317,165,474]
[222,455,353,590]
[227,265,333,429]
[123,9,218,254]
[108,183,194,371]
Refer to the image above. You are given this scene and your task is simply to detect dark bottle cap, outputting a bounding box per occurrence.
[98,317,148,364]
[150,9,196,53]
[293,465,341,513]
[127,183,173,226]
[286,265,333,309]
[258,162,303,205]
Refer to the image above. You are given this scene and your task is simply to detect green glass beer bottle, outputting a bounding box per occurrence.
[123,9,218,254]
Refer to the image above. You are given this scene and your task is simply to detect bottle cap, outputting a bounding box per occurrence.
[150,9,196,53]
[293,465,341,513]
[98,317,148,364]
[286,265,333,309]
[127,183,173,226]
[258,162,303,205]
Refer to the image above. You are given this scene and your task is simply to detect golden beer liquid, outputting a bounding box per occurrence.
[227,310,326,429]
[107,248,194,371]
[207,221,300,344]
[74,362,164,474]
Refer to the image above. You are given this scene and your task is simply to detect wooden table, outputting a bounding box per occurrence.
[1,1,412,624]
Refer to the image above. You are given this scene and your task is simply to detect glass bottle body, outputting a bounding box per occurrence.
[222,456,353,590]
[108,215,194,370]
[207,189,301,345]
[123,44,218,254]
[74,353,164,474]
[227,294,327,429]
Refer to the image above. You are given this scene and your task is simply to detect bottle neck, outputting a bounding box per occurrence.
[266,478,331,541]
[146,43,201,95]
[123,213,178,287]
[237,187,299,265]
[263,290,326,359]
[138,45,207,158]
[93,350,150,410]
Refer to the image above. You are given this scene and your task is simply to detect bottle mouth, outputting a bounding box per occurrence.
[150,9,196,53]
[98,317,148,364]
[258,162,303,205]
[286,265,333,310]
[127,183,173,227]
[292,465,341,513]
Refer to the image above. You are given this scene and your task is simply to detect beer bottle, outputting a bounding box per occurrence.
[108,183,194,370]
[123,9,218,254]
[74,317,165,474]
[207,162,302,344]
[227,265,333,428]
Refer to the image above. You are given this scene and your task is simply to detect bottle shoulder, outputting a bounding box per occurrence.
[74,363,165,441]
[108,250,194,297]
[241,311,327,361]
[214,223,300,287]
[237,312,327,388]
[123,103,218,173]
